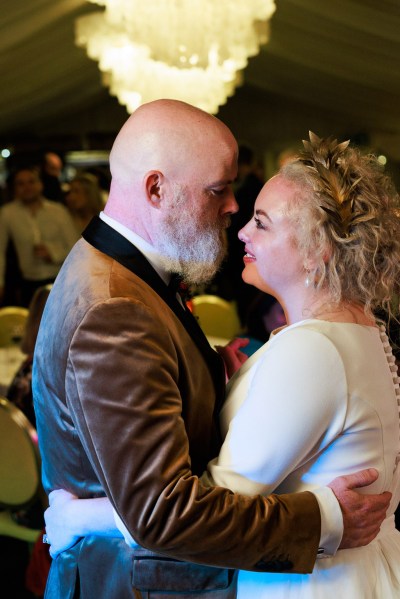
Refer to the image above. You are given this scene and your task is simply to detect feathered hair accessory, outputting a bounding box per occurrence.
[298,131,362,238]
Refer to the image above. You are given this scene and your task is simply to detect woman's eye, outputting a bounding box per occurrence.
[254,217,266,230]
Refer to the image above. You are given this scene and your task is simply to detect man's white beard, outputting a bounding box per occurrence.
[154,185,228,285]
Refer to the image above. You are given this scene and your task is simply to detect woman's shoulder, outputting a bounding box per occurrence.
[270,319,380,370]
[258,320,344,372]
[272,318,377,341]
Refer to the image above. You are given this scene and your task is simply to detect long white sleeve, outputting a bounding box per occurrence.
[202,324,348,554]
[206,326,347,494]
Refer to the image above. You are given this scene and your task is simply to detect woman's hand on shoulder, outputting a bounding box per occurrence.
[215,337,249,380]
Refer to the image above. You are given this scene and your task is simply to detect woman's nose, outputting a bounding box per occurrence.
[238,220,251,242]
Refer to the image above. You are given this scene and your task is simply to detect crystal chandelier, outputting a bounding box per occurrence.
[75,0,276,114]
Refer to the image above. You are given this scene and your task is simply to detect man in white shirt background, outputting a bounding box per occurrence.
[0,166,79,306]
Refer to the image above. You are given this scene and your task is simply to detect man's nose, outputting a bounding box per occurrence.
[222,190,238,215]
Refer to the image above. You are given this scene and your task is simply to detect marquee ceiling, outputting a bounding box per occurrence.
[2,0,400,159]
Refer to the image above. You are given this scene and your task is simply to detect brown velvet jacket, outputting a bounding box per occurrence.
[33,217,320,598]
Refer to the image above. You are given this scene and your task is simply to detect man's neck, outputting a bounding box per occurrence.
[99,211,170,285]
[20,197,43,215]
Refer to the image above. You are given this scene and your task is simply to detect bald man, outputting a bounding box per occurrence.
[33,100,390,599]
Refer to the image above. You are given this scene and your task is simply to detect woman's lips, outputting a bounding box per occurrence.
[243,250,255,263]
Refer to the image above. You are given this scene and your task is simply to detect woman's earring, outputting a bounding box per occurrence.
[305,269,311,288]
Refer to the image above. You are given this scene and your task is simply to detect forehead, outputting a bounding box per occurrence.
[187,137,238,184]
[46,154,62,168]
[255,175,296,214]
[15,170,40,184]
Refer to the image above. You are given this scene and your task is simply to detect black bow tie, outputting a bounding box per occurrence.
[168,274,191,303]
[168,273,183,294]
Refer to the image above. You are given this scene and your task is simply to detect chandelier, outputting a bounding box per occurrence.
[75,0,276,114]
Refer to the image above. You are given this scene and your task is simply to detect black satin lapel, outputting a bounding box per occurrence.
[82,218,207,345]
[82,217,162,291]
[82,217,226,401]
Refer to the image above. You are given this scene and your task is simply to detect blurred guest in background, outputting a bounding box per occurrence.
[7,284,52,426]
[2,284,52,599]
[240,292,286,355]
[0,166,79,306]
[6,283,51,570]
[65,172,104,233]
[85,165,111,206]
[245,292,286,343]
[40,151,65,203]
[276,145,300,169]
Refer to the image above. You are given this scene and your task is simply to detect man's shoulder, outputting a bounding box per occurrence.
[64,239,158,299]
[0,201,21,216]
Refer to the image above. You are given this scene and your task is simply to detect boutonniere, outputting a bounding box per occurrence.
[168,274,193,310]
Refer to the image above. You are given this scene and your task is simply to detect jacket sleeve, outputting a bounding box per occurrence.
[66,298,321,573]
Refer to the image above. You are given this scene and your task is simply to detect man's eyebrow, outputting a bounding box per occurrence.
[255,208,273,223]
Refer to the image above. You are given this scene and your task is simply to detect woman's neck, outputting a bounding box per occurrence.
[310,302,375,326]
[283,288,375,327]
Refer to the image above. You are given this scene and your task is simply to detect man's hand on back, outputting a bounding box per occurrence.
[328,468,391,549]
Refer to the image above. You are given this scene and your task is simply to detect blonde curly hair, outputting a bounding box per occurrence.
[280,132,400,318]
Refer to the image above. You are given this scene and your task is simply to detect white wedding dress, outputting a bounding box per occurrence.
[205,319,400,598]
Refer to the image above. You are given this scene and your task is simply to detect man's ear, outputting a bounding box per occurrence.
[144,171,164,208]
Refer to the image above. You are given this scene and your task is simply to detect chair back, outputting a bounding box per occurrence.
[0,306,29,347]
[191,295,241,340]
[0,397,41,509]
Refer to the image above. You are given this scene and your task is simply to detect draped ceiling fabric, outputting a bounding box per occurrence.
[1,0,400,160]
